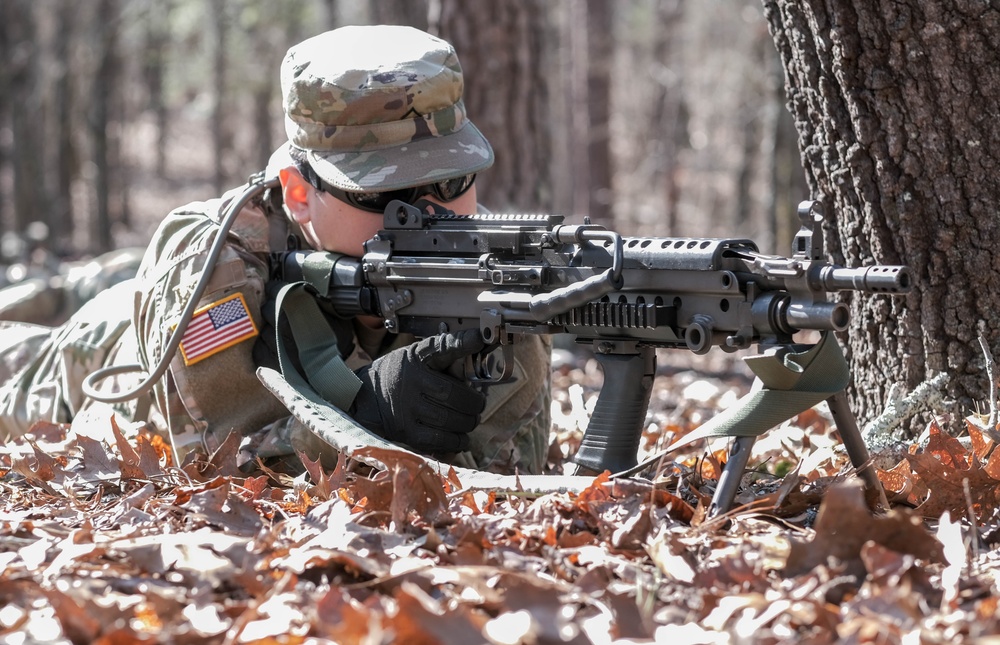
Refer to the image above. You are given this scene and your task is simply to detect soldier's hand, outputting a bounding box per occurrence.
[351,329,487,453]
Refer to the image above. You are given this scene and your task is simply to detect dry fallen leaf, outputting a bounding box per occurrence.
[784,479,945,579]
[908,422,1000,521]
[4,367,1000,643]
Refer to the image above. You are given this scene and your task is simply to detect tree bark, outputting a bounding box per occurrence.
[90,0,119,253]
[567,1,589,219]
[211,0,231,193]
[53,4,78,246]
[763,1,1000,423]
[0,1,10,233]
[144,1,172,177]
[649,0,686,238]
[370,0,429,31]
[8,1,45,236]
[585,0,614,228]
[432,0,553,212]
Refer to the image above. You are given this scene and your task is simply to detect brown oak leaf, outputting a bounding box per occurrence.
[905,421,1000,521]
[784,479,944,579]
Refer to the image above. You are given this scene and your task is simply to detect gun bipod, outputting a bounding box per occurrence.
[707,388,890,518]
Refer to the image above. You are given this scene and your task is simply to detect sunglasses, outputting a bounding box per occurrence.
[312,173,477,214]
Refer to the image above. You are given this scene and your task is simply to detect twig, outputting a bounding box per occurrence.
[963,478,979,565]
[862,373,950,447]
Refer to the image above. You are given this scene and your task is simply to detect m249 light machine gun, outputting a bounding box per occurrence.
[279,199,911,514]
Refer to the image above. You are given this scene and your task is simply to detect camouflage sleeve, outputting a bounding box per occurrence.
[133,188,289,462]
[0,284,134,440]
[460,335,552,475]
[349,323,553,474]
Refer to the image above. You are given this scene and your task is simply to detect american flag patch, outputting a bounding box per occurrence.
[177,293,258,366]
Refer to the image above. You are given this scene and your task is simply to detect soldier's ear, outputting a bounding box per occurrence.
[280,168,312,225]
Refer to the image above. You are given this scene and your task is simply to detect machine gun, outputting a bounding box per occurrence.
[278,199,910,513]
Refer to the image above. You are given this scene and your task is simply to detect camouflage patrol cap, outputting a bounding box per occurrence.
[280,25,494,192]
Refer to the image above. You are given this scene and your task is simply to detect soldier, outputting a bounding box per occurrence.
[0,25,552,476]
[0,246,144,326]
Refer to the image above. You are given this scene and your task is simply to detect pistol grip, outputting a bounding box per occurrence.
[573,347,656,473]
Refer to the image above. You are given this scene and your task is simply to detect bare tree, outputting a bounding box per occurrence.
[324,0,338,29]
[210,0,232,194]
[567,1,589,219]
[89,0,121,253]
[7,1,46,236]
[432,0,553,212]
[370,0,429,30]
[143,1,173,177]
[52,4,79,247]
[0,1,10,234]
[764,1,1000,422]
[585,0,614,228]
[647,0,687,237]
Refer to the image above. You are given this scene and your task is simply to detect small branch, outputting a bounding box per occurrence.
[862,373,951,446]
[963,478,979,563]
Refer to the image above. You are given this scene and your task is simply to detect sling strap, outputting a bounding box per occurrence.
[273,281,362,411]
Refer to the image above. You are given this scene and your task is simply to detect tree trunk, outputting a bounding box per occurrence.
[0,1,10,233]
[9,1,45,235]
[568,1,589,219]
[432,0,553,212]
[763,1,1000,424]
[371,0,429,31]
[324,0,338,29]
[53,4,78,248]
[211,0,231,193]
[585,0,614,228]
[90,0,119,253]
[144,1,172,177]
[649,0,686,238]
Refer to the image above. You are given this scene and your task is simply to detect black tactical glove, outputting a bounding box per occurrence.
[351,329,487,453]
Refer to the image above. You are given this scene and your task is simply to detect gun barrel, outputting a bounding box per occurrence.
[783,301,850,332]
[817,265,912,294]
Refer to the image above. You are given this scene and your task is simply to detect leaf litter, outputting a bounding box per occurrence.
[1,355,999,643]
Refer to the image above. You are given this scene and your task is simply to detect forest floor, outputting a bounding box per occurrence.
[4,114,1000,643]
[2,344,1000,644]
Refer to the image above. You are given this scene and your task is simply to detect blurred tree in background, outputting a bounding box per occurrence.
[0,0,803,258]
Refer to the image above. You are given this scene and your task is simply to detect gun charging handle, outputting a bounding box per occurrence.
[529,226,625,321]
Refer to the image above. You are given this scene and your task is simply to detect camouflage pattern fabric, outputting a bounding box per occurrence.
[0,248,144,326]
[281,25,494,191]
[0,281,136,439]
[247,324,552,476]
[130,187,291,460]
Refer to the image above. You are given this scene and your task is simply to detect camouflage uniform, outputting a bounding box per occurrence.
[0,248,144,326]
[0,25,552,475]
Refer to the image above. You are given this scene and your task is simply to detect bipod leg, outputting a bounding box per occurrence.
[707,435,756,519]
[825,390,890,512]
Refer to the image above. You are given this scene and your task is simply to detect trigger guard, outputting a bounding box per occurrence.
[465,344,515,383]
